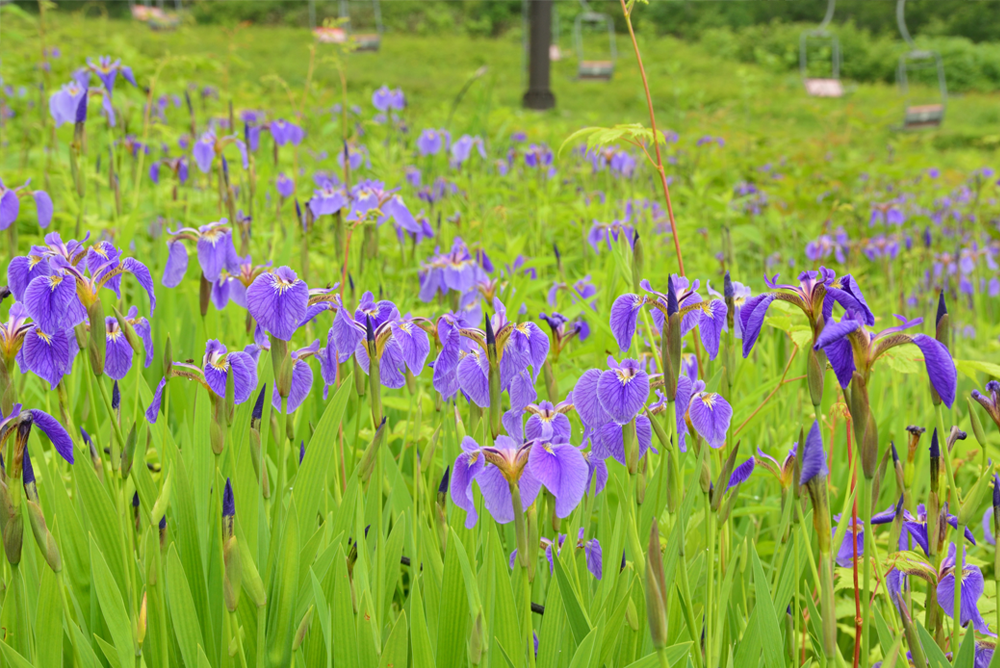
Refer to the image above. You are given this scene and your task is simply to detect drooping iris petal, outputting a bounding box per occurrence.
[272,358,313,413]
[131,316,154,367]
[740,294,775,358]
[21,326,75,389]
[8,254,52,302]
[0,188,20,230]
[121,257,157,313]
[511,322,549,375]
[246,267,309,341]
[585,538,602,580]
[525,411,571,444]
[27,409,74,464]
[699,299,728,361]
[451,439,484,528]
[911,334,957,408]
[687,392,732,449]
[799,420,828,485]
[509,371,537,412]
[584,449,608,495]
[197,228,235,282]
[24,273,82,333]
[228,351,258,404]
[983,508,995,547]
[674,375,692,452]
[391,320,430,375]
[32,191,53,228]
[475,466,517,525]
[937,563,991,634]
[823,334,856,389]
[145,377,167,423]
[833,519,864,568]
[727,457,755,490]
[104,328,134,380]
[527,442,588,519]
[609,294,644,352]
[596,360,649,425]
[162,241,189,288]
[332,303,363,356]
[457,350,490,408]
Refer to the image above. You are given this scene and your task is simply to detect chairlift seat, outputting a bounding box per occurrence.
[579,61,614,81]
[804,78,843,98]
[353,33,381,51]
[549,44,562,62]
[903,104,944,129]
[314,26,347,43]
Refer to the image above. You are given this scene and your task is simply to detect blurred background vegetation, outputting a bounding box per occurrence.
[12,0,1000,92]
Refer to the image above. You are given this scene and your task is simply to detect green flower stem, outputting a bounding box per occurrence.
[510,483,534,668]
[624,470,646,583]
[861,476,873,668]
[704,487,716,668]
[952,525,965,657]
[674,519,703,668]
[95,374,127,454]
[276,397,288,500]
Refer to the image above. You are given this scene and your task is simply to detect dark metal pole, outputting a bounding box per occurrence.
[523,0,556,110]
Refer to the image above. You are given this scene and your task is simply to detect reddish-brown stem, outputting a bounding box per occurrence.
[733,347,801,436]
[618,0,685,277]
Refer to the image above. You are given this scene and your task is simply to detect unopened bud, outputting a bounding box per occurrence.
[121,422,137,477]
[631,231,644,293]
[358,418,387,482]
[199,273,212,318]
[293,606,314,652]
[469,611,485,665]
[645,521,668,649]
[87,299,106,376]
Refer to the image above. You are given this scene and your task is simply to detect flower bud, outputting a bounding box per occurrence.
[112,380,121,424]
[271,339,293,400]
[24,448,60,572]
[631,231,644,294]
[358,417,387,482]
[120,421,137,478]
[0,480,22,566]
[484,314,502,440]
[469,611,485,666]
[158,515,167,552]
[87,299,106,376]
[293,605,314,652]
[645,521,668,649]
[958,462,995,527]
[113,306,144,359]
[969,397,988,450]
[807,348,825,408]
[199,273,212,319]
[163,335,174,379]
[222,479,242,612]
[437,466,450,509]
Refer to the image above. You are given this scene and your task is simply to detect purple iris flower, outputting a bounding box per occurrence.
[524,144,553,169]
[245,266,309,342]
[972,381,1000,430]
[755,442,797,489]
[332,292,430,389]
[813,311,957,407]
[195,340,260,405]
[308,174,347,218]
[869,203,905,227]
[524,398,573,442]
[588,203,636,254]
[454,298,548,405]
[16,323,78,389]
[270,119,305,147]
[539,312,589,359]
[610,277,726,360]
[450,135,486,167]
[0,403,74,464]
[805,232,849,263]
[0,302,33,369]
[338,144,368,171]
[393,213,435,246]
[87,56,137,95]
[573,358,656,466]
[417,237,491,302]
[799,421,828,486]
[162,220,241,286]
[192,131,248,174]
[707,279,751,339]
[346,181,418,231]
[372,85,405,112]
[430,311,476,401]
[740,268,873,358]
[271,341,319,413]
[48,79,88,126]
[871,502,975,555]
[831,516,865,568]
[450,426,587,528]
[862,235,900,261]
[103,306,153,380]
[276,173,295,199]
[683,380,733,449]
[417,129,449,156]
[15,233,155,328]
[509,529,603,580]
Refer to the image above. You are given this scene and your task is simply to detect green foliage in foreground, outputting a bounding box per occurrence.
[0,6,999,668]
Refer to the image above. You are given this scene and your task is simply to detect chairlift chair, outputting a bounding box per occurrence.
[308,0,348,43]
[341,0,384,52]
[574,1,616,81]
[799,0,842,98]
[895,0,947,129]
[128,0,182,30]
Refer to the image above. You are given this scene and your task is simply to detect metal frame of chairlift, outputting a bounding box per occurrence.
[574,0,616,81]
[309,0,383,51]
[895,0,947,129]
[799,0,843,98]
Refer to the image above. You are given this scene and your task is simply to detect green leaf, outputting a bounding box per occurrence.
[294,377,352,538]
[567,625,598,668]
[0,641,35,668]
[89,536,135,668]
[167,544,207,668]
[916,621,951,668]
[553,553,593,645]
[410,574,436,668]
[331,545,360,668]
[94,635,124,668]
[955,359,1000,381]
[378,611,409,668]
[76,446,126,591]
[622,642,693,668]
[266,499,301,668]
[955,627,976,668]
[436,531,470,668]
[750,542,785,668]
[35,564,64,668]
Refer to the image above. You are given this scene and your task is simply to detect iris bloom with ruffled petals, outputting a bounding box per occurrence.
[245,266,310,342]
[573,357,656,466]
[509,528,603,580]
[450,428,587,529]
[813,311,957,407]
[972,381,1000,430]
[610,276,727,360]
[86,56,137,95]
[103,306,153,381]
[192,131,249,174]
[162,220,240,287]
